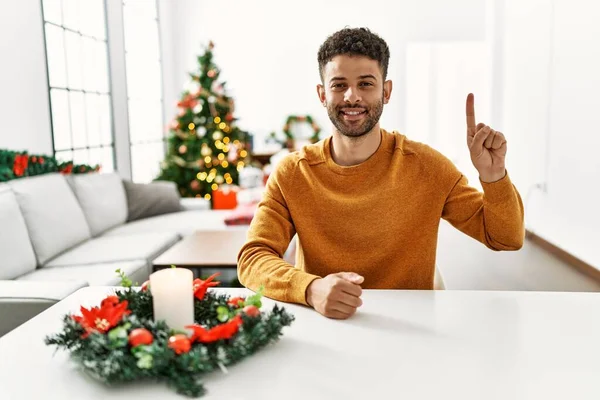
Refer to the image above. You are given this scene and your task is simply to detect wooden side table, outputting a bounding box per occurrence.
[152,230,249,281]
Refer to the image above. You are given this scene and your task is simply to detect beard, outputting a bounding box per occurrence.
[326,95,384,138]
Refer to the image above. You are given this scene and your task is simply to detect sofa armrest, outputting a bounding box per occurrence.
[179,197,211,211]
[0,280,88,337]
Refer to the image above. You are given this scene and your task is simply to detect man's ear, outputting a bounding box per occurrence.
[383,80,393,104]
[316,84,326,106]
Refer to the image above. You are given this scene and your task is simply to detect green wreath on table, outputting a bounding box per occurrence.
[45,269,294,398]
[282,114,321,149]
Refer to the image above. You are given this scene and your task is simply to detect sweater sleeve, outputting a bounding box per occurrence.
[237,157,321,305]
[441,171,525,251]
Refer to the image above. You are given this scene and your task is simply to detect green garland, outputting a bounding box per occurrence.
[282,115,321,144]
[45,271,294,397]
[0,149,100,182]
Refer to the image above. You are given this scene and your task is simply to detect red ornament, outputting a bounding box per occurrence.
[193,272,221,300]
[243,305,260,317]
[128,328,153,347]
[71,299,131,338]
[227,297,245,308]
[190,180,200,191]
[141,280,150,292]
[168,334,191,354]
[39,157,45,164]
[12,154,29,177]
[31,156,37,163]
[207,69,216,78]
[177,94,198,110]
[60,163,74,175]
[186,315,242,344]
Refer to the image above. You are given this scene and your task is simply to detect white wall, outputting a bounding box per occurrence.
[159,0,486,151]
[502,0,600,268]
[0,0,53,154]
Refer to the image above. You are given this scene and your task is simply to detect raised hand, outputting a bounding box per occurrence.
[466,93,507,183]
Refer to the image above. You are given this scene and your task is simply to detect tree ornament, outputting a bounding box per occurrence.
[207,69,216,78]
[201,144,212,157]
[212,130,223,141]
[179,145,188,154]
[197,127,207,138]
[190,180,200,191]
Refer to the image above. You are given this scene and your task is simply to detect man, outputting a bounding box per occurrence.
[237,27,524,319]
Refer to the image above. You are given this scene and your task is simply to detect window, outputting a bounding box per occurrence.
[123,0,165,183]
[42,0,115,171]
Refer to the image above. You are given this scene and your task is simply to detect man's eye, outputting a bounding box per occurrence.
[333,83,345,89]
[360,82,373,87]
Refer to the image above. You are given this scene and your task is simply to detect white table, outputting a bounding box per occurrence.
[1,287,600,400]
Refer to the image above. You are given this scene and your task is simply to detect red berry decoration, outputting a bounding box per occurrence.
[243,305,260,317]
[128,328,153,347]
[141,280,150,292]
[168,334,191,354]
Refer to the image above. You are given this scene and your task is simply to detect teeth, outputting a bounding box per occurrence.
[344,111,363,115]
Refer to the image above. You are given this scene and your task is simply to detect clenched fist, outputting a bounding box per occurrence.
[306,272,364,319]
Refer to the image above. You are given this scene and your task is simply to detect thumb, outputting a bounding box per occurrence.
[336,272,364,284]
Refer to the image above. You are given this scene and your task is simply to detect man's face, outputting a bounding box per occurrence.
[317,55,392,138]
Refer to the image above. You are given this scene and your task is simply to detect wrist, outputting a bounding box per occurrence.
[305,278,321,307]
[479,169,506,183]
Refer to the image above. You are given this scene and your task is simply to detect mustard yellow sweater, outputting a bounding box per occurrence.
[237,129,525,305]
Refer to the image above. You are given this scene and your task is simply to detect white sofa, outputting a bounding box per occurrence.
[0,172,226,337]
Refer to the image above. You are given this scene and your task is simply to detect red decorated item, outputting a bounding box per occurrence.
[193,272,221,300]
[224,203,256,226]
[12,154,29,177]
[227,297,245,308]
[141,280,150,292]
[212,186,238,209]
[243,305,260,317]
[168,334,191,354]
[186,315,243,343]
[100,295,120,308]
[177,94,198,110]
[128,328,153,347]
[71,298,131,338]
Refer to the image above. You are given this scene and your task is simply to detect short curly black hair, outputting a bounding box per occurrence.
[317,27,390,82]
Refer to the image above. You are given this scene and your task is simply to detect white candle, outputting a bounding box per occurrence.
[149,268,194,331]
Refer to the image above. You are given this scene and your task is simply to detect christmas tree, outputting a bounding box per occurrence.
[157,42,250,201]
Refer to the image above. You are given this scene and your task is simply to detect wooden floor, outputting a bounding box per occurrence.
[437,221,600,292]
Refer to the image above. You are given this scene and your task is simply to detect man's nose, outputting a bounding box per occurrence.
[344,87,361,104]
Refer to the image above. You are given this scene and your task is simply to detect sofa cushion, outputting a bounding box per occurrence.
[103,210,233,237]
[123,180,183,222]
[9,174,91,265]
[0,186,37,279]
[67,172,128,236]
[17,260,149,286]
[43,232,180,267]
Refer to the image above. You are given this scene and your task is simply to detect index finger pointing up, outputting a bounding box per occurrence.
[466,93,476,131]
